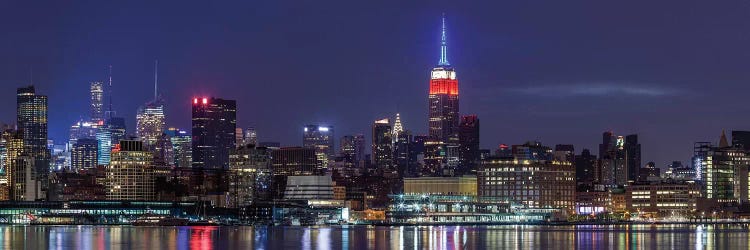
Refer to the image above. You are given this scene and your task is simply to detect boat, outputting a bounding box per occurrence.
[132,216,189,226]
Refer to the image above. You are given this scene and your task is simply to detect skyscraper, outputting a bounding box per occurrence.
[599,131,641,186]
[426,16,459,175]
[71,138,98,170]
[392,113,404,143]
[136,100,165,149]
[303,125,335,169]
[458,115,479,175]
[16,86,50,197]
[244,127,258,146]
[90,81,104,122]
[372,118,393,172]
[166,128,192,168]
[106,117,127,146]
[192,97,237,169]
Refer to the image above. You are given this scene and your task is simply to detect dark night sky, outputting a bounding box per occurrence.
[3,1,750,168]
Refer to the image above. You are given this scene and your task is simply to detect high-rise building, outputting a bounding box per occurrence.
[16,86,50,197]
[71,138,98,170]
[166,128,192,168]
[340,134,365,170]
[1,130,23,200]
[512,141,552,161]
[575,149,597,186]
[106,140,155,201]
[302,125,334,169]
[731,131,750,151]
[96,127,112,166]
[136,100,165,149]
[692,142,712,181]
[243,127,258,146]
[192,97,237,169]
[392,113,404,143]
[394,130,417,177]
[458,115,479,175]
[599,132,641,186]
[235,128,244,147]
[106,117,127,146]
[426,16,460,175]
[12,155,43,201]
[372,118,393,172]
[90,81,104,122]
[229,145,272,207]
[271,147,318,176]
[554,144,575,163]
[68,119,99,147]
[624,134,641,183]
[153,133,174,167]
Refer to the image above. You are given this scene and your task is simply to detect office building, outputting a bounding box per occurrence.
[136,100,165,149]
[731,130,750,151]
[16,86,50,196]
[554,144,575,163]
[229,145,272,207]
[701,131,750,203]
[340,134,365,170]
[106,140,155,201]
[12,155,43,201]
[478,157,575,210]
[458,115,479,175]
[192,97,236,169]
[426,16,460,175]
[90,81,104,122]
[575,149,598,186]
[626,180,700,217]
[599,132,641,186]
[71,138,98,170]
[165,128,192,168]
[303,125,334,169]
[271,147,318,176]
[244,127,257,146]
[372,118,393,171]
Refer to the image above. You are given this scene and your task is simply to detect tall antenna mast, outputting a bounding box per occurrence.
[108,65,113,119]
[154,59,158,101]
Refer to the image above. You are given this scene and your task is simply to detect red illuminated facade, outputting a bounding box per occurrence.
[429,78,459,95]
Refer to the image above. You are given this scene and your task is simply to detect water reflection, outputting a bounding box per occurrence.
[0,224,743,249]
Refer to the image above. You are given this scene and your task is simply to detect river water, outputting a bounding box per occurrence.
[0,224,747,249]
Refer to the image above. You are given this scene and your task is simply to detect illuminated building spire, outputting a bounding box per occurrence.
[438,13,450,66]
[393,113,403,139]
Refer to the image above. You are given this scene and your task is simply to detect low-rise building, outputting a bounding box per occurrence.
[626,180,700,218]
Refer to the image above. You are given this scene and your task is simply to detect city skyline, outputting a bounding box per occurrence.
[3,2,750,167]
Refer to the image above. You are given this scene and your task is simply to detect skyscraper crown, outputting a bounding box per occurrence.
[438,14,450,66]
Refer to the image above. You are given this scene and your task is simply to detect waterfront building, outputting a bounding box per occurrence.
[106,140,155,201]
[71,138,98,170]
[303,125,334,170]
[575,190,609,215]
[425,16,460,176]
[192,97,236,169]
[283,175,335,200]
[403,176,477,196]
[625,180,700,218]
[478,157,575,210]
[229,145,271,207]
[701,131,750,203]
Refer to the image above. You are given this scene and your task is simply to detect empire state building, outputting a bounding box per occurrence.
[425,15,460,175]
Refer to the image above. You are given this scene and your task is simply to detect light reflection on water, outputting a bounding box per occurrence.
[0,224,746,249]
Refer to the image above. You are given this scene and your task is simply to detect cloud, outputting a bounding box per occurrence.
[509,83,681,97]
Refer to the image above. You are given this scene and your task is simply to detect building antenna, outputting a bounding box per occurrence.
[108,65,113,118]
[154,59,158,101]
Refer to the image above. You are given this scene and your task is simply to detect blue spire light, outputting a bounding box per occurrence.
[438,13,450,66]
